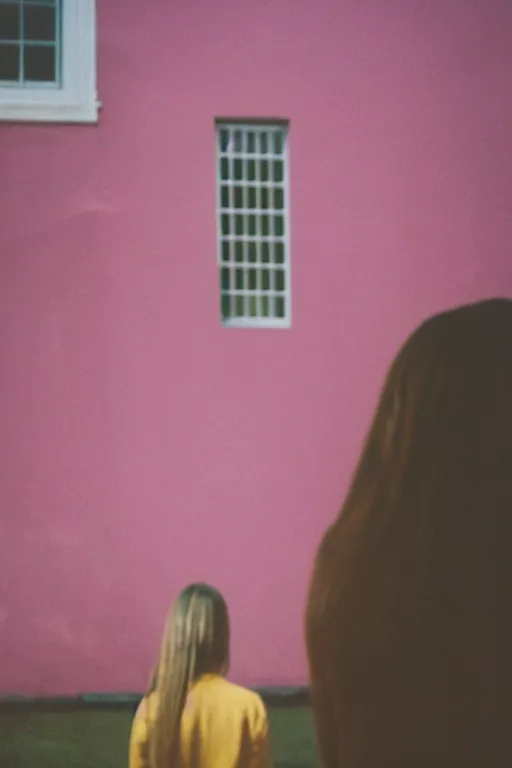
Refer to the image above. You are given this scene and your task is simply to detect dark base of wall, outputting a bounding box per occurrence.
[0,687,310,713]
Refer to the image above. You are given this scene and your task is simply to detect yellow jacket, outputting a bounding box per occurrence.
[129,673,272,768]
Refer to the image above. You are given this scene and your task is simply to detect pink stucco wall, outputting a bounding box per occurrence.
[1,0,512,696]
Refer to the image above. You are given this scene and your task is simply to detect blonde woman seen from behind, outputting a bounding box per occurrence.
[129,583,272,768]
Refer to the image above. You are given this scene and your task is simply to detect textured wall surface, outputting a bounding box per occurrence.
[1,0,511,694]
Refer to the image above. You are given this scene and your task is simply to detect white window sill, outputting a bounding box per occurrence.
[0,97,100,124]
[221,318,291,330]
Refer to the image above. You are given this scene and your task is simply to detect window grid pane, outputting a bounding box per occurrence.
[242,130,249,318]
[0,0,60,87]
[217,122,290,328]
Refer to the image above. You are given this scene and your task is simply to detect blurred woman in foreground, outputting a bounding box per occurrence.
[306,298,512,768]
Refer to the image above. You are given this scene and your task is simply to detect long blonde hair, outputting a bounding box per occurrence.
[143,583,230,768]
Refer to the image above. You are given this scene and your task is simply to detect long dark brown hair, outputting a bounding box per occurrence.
[305,298,512,768]
[143,583,230,768]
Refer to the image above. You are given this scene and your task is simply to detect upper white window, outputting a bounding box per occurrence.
[0,0,97,123]
[216,121,291,329]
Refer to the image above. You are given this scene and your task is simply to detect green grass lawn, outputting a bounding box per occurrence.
[0,706,316,767]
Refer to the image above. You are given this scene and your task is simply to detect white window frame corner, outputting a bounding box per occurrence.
[0,0,99,124]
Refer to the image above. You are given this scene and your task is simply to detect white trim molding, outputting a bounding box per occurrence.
[0,0,98,124]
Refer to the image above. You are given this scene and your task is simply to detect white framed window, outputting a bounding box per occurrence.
[216,121,291,329]
[0,0,98,123]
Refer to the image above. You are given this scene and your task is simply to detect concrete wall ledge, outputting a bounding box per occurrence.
[0,687,310,712]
